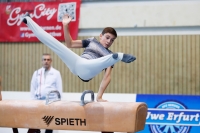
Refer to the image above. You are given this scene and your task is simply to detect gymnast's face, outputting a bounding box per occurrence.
[99,33,116,48]
[42,55,52,70]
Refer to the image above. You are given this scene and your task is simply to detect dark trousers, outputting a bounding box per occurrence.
[45,129,53,133]
[27,129,40,133]
[27,129,53,133]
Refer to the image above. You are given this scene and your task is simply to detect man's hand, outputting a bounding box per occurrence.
[62,14,72,26]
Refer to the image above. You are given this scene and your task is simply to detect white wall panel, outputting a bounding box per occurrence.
[79,1,200,28]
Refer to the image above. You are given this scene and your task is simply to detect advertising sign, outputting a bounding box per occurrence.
[136,94,200,133]
[0,0,80,42]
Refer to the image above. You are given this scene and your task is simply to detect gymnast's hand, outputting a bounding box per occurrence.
[62,14,72,26]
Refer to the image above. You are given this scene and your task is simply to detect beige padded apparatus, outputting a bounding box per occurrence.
[0,100,147,133]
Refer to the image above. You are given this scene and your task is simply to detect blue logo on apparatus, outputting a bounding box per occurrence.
[147,101,200,133]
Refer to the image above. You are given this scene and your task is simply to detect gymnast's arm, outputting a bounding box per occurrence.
[96,67,112,102]
[62,14,82,48]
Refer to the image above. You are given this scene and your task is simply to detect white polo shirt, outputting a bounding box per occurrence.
[30,67,62,100]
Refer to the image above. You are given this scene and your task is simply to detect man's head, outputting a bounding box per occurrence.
[42,53,52,70]
[99,27,117,48]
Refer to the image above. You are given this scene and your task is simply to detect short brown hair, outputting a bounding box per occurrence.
[101,27,117,38]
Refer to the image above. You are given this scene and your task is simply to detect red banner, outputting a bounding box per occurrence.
[0,0,80,42]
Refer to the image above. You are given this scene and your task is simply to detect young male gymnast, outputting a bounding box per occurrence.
[23,13,136,102]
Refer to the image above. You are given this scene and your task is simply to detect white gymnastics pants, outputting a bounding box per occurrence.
[25,17,123,80]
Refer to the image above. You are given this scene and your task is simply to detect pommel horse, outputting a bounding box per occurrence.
[0,79,147,133]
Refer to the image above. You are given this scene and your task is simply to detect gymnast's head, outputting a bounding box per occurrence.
[99,27,117,48]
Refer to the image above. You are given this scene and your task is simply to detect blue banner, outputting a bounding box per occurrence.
[136,94,200,133]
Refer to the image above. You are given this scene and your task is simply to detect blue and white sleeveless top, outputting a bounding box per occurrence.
[81,37,113,59]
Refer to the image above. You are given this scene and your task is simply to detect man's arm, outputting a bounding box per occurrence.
[30,71,37,100]
[62,14,82,48]
[96,67,112,102]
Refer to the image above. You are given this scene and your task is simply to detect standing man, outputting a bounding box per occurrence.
[30,53,63,133]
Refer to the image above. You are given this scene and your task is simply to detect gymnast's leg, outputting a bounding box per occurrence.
[75,53,123,80]
[76,52,136,80]
[23,15,79,75]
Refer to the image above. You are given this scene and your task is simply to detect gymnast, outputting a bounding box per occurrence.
[22,13,136,102]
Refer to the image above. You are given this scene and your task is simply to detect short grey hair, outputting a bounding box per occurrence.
[42,53,52,60]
